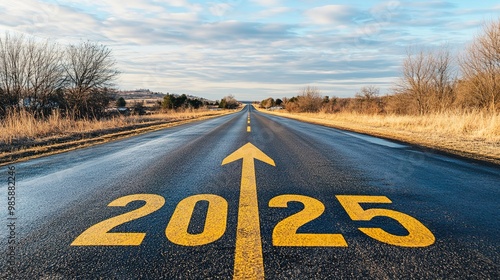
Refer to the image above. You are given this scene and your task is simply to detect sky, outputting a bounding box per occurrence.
[0,1,499,101]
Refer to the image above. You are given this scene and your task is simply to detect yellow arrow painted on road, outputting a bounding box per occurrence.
[222,143,275,280]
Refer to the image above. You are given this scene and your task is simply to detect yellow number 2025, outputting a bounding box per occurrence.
[71,194,434,248]
[336,195,435,247]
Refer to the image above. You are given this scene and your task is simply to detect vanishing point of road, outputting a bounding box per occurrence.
[1,105,499,279]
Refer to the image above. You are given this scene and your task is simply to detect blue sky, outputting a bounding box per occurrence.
[1,1,499,100]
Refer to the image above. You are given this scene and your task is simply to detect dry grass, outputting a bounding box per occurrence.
[0,109,227,145]
[0,108,235,165]
[257,106,500,164]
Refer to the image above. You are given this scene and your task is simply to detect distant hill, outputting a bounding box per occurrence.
[116,89,214,103]
[116,89,165,99]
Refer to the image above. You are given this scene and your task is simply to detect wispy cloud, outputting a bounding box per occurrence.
[257,7,294,19]
[305,5,362,25]
[0,0,498,100]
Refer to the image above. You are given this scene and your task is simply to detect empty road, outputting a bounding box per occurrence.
[1,105,499,279]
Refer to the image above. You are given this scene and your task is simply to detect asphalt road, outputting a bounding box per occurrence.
[1,105,499,279]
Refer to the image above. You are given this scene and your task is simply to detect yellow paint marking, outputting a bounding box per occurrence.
[222,143,275,279]
[270,195,347,247]
[247,126,251,132]
[336,195,435,247]
[71,194,165,246]
[166,194,228,246]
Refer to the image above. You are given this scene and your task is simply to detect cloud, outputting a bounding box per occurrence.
[404,1,457,9]
[305,5,361,25]
[251,0,282,7]
[209,3,233,17]
[0,1,498,100]
[257,7,294,18]
[0,1,102,43]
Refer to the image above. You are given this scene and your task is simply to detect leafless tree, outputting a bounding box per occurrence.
[429,47,456,111]
[459,19,500,112]
[0,34,119,119]
[0,33,64,116]
[394,47,455,114]
[0,33,28,114]
[394,49,432,114]
[224,94,239,109]
[63,41,119,118]
[297,86,323,113]
[355,85,382,113]
[25,39,65,115]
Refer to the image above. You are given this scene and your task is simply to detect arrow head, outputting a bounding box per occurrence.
[222,142,276,166]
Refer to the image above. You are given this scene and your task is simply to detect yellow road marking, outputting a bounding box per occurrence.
[336,195,435,247]
[71,194,165,246]
[166,194,228,246]
[247,126,251,132]
[269,195,348,246]
[222,143,275,279]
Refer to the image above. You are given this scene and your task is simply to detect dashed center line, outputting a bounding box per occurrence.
[247,115,251,132]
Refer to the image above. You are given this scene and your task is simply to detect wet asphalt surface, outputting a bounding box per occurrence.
[1,105,499,279]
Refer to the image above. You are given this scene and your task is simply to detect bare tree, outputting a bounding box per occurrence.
[224,94,239,109]
[297,86,323,113]
[459,19,500,112]
[394,47,455,115]
[25,39,65,115]
[63,41,119,118]
[0,34,119,119]
[395,49,433,114]
[355,85,382,113]
[0,33,28,114]
[429,47,456,112]
[0,33,64,116]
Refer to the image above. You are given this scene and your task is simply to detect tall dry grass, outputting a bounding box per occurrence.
[0,109,226,145]
[258,106,499,162]
[303,110,500,142]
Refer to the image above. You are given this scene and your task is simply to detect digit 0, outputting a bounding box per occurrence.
[166,194,228,246]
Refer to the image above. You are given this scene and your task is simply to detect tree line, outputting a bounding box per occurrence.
[160,94,238,111]
[0,33,118,119]
[161,94,205,110]
[261,19,500,115]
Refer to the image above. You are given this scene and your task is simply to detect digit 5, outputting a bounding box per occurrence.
[336,195,435,247]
